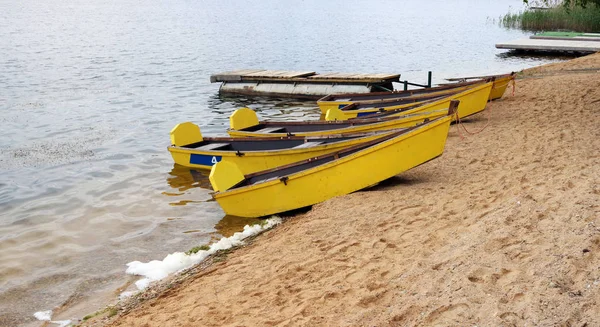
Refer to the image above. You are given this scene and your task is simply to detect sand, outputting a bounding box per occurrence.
[83,53,600,327]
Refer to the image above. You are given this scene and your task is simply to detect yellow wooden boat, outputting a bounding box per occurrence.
[209,105,456,218]
[168,122,402,174]
[489,73,515,100]
[227,103,453,138]
[325,81,492,121]
[443,72,515,101]
[316,80,485,115]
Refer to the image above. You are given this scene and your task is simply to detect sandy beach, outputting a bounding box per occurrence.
[81,53,600,326]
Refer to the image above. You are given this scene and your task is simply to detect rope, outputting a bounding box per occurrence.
[454,111,465,140]
[452,76,516,138]
[453,103,492,138]
[511,78,516,97]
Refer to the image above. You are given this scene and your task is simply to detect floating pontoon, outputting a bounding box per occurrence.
[210,69,401,99]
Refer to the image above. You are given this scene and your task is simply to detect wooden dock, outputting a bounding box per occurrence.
[496,36,600,53]
[210,70,401,99]
[530,35,600,42]
[210,70,316,83]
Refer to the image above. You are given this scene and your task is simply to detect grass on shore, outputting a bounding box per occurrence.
[501,4,600,32]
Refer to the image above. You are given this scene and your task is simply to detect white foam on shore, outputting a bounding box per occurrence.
[33,311,71,327]
[125,217,282,292]
[51,320,72,327]
[119,290,137,300]
[34,310,52,321]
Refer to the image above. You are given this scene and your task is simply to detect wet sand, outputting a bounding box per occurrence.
[83,53,600,326]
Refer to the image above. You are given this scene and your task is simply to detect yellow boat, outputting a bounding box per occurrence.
[168,122,403,174]
[325,81,492,121]
[489,73,515,100]
[316,80,485,115]
[209,105,456,218]
[443,72,515,101]
[227,102,455,138]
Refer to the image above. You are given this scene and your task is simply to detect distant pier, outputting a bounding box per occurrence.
[496,32,600,53]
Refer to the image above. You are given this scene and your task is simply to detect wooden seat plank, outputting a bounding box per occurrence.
[292,141,325,149]
[196,143,231,151]
[255,127,286,134]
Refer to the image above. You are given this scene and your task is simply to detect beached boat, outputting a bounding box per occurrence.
[209,104,457,218]
[227,103,453,138]
[325,82,492,121]
[444,72,515,101]
[168,122,402,174]
[489,73,515,100]
[316,80,485,114]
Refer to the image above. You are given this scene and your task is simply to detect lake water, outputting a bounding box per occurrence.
[0,0,568,325]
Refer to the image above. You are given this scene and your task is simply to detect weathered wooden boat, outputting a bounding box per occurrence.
[325,82,492,121]
[444,72,515,101]
[227,103,454,138]
[209,104,457,218]
[168,122,401,174]
[316,79,485,114]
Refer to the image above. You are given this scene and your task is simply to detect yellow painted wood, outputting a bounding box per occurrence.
[227,109,448,138]
[489,74,515,100]
[317,84,474,115]
[324,98,443,121]
[168,130,399,174]
[209,161,245,192]
[229,107,260,131]
[325,82,492,121]
[170,122,203,146]
[211,114,453,218]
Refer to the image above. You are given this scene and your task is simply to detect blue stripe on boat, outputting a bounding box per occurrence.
[356,112,376,118]
[190,154,222,166]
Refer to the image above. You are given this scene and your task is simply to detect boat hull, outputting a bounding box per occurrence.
[227,109,448,138]
[211,115,452,218]
[168,131,397,174]
[325,82,492,121]
[317,83,476,115]
[489,74,515,101]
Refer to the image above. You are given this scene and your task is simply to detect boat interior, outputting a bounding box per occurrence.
[345,94,449,111]
[238,121,356,133]
[178,134,366,151]
[228,127,419,189]
[322,79,484,102]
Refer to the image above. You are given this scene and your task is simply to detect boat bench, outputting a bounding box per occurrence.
[255,127,286,134]
[292,141,325,149]
[196,143,231,151]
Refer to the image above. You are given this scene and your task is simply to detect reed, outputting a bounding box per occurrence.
[501,4,600,32]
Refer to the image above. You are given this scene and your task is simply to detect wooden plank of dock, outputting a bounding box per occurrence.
[210,70,401,84]
[531,36,600,42]
[210,70,316,83]
[306,73,400,82]
[496,38,600,53]
[241,70,316,78]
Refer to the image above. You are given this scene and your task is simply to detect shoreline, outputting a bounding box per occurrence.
[76,53,600,326]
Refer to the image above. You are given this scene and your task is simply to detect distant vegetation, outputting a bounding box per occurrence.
[502,1,600,32]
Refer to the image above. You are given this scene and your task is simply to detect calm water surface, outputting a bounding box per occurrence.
[0,0,567,325]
